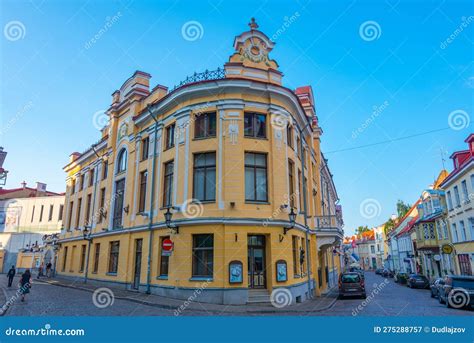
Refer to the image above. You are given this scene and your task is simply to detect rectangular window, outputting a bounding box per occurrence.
[85,194,92,226]
[76,198,82,228]
[462,180,469,203]
[194,112,216,139]
[48,204,53,221]
[244,152,268,202]
[80,175,85,191]
[31,206,35,222]
[452,223,458,242]
[70,246,76,272]
[165,123,175,149]
[67,201,73,229]
[287,125,293,148]
[141,137,149,161]
[93,243,100,273]
[62,247,68,272]
[447,191,453,210]
[163,160,174,207]
[192,234,214,277]
[460,220,467,241]
[89,169,94,187]
[244,113,266,138]
[102,161,108,180]
[79,244,86,272]
[454,186,461,207]
[292,236,298,276]
[58,204,64,221]
[288,160,295,208]
[98,188,106,224]
[39,205,44,222]
[108,241,120,274]
[193,152,216,202]
[159,236,170,277]
[469,218,474,241]
[138,170,148,213]
[71,179,76,194]
[301,237,306,274]
[298,170,302,211]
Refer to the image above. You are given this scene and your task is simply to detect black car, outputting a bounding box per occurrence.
[430,278,445,298]
[375,268,384,275]
[407,274,430,289]
[394,272,409,284]
[438,275,474,309]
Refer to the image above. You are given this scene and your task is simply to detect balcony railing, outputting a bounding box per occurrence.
[314,215,343,230]
[169,67,226,93]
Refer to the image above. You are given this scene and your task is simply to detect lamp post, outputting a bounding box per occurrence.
[283,207,297,235]
[82,226,93,284]
[164,207,179,234]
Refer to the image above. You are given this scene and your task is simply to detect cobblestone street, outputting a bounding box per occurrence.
[1,272,472,316]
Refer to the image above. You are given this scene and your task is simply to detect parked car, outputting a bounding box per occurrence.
[438,275,474,309]
[349,267,365,279]
[375,268,384,275]
[394,272,409,284]
[430,278,445,298]
[339,272,366,299]
[407,274,430,289]
[382,269,393,277]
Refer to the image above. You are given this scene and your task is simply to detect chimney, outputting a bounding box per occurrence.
[21,181,27,189]
[36,182,47,192]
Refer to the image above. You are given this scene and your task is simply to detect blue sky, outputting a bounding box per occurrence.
[1,0,472,235]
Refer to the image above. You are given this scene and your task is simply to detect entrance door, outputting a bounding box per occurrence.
[248,235,266,289]
[133,239,143,290]
[113,179,125,228]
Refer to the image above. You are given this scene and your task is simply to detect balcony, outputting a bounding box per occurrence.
[314,215,344,251]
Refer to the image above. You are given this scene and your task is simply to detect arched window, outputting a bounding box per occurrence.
[117,149,127,174]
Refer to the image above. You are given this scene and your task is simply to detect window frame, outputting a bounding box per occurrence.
[108,241,120,274]
[244,152,268,203]
[116,149,127,174]
[163,160,174,208]
[138,170,148,213]
[193,152,216,202]
[141,137,150,161]
[192,234,214,278]
[159,236,170,277]
[93,243,100,273]
[244,112,267,139]
[194,112,217,139]
[165,123,176,150]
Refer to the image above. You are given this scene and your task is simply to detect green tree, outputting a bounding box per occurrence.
[396,200,411,218]
[355,225,370,236]
[383,218,395,235]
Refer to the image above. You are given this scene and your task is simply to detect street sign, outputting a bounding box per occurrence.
[441,244,453,254]
[162,239,173,252]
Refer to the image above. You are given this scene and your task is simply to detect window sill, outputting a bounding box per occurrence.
[245,201,270,205]
[189,277,213,282]
[156,276,169,280]
[106,272,118,276]
[193,136,216,141]
[244,136,268,141]
[163,145,175,152]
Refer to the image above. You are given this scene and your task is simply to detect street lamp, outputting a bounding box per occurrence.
[164,207,179,234]
[284,207,297,235]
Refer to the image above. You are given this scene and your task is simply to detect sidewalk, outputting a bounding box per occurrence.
[35,276,338,314]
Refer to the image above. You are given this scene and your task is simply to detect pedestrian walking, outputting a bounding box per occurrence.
[6,265,15,287]
[19,269,32,302]
[36,263,44,279]
[45,262,52,278]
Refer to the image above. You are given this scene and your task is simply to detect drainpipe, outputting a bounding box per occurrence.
[84,148,100,283]
[146,106,159,294]
[298,124,312,298]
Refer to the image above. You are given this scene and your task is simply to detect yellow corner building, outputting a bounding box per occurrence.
[57,19,344,305]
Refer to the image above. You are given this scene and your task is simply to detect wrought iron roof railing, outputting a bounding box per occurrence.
[169,67,225,93]
[314,215,343,231]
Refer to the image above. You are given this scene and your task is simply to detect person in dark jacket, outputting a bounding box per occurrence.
[19,269,31,302]
[6,266,15,287]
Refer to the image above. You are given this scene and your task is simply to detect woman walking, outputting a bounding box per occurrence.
[19,269,32,302]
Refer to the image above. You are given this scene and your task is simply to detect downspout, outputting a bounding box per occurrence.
[298,124,312,298]
[146,106,159,294]
[84,147,100,283]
